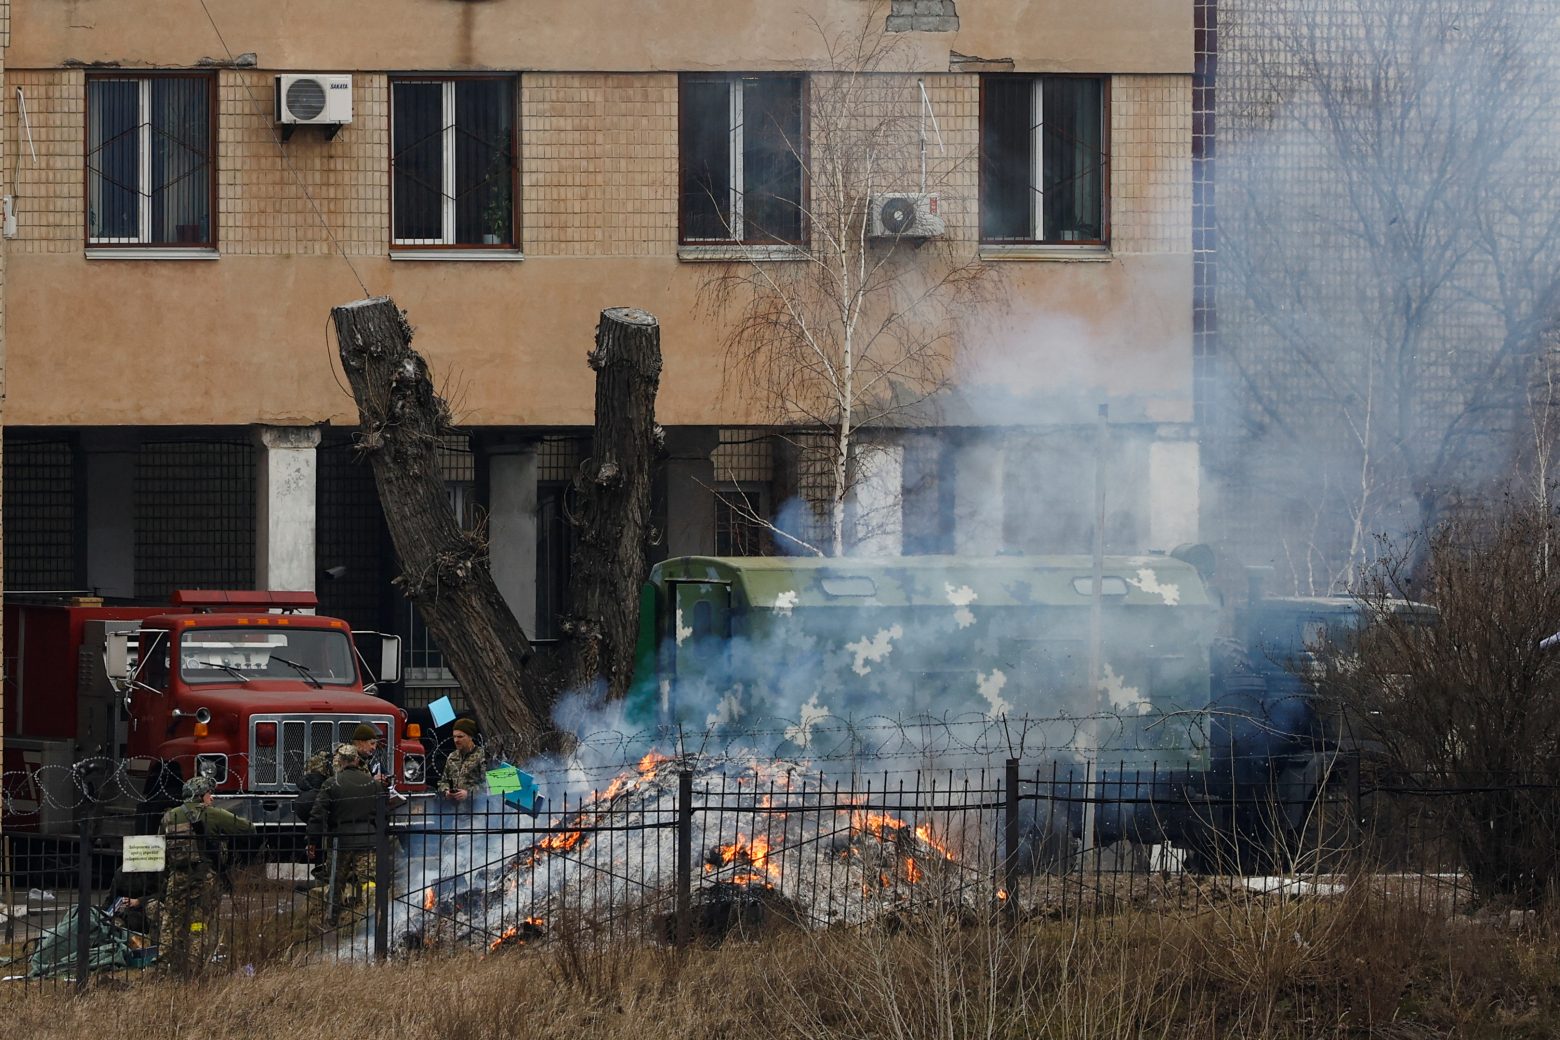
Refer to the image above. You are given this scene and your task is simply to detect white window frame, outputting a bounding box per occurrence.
[393,80,460,247]
[683,78,748,244]
[89,78,155,246]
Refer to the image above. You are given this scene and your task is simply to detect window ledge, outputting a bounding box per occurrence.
[85,247,219,260]
[390,249,525,262]
[678,243,809,263]
[979,244,1113,262]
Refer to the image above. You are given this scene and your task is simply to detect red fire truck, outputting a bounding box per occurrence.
[2,590,427,836]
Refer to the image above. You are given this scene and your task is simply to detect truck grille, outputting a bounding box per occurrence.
[248,714,395,791]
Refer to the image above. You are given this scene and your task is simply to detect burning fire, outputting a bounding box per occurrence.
[638,750,671,777]
[424,887,436,911]
[706,834,778,886]
[913,823,956,861]
[487,917,547,952]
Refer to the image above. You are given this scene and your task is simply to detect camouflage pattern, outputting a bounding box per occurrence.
[437,744,488,796]
[157,799,253,972]
[316,847,378,925]
[157,869,219,973]
[301,748,336,784]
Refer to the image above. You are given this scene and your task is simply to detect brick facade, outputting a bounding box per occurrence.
[220,71,388,256]
[1,68,1186,260]
[1111,74,1193,255]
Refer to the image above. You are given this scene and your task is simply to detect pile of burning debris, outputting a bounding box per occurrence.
[395,751,993,951]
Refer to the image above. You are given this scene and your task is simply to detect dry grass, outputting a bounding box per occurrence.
[4,891,1558,1040]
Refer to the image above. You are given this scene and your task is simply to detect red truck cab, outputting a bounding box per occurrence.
[4,589,426,834]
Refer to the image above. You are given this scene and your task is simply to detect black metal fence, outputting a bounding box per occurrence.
[3,751,1553,989]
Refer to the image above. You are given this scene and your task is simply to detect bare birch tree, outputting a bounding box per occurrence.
[699,7,997,556]
[1212,0,1560,590]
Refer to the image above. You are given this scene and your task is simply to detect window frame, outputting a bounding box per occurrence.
[678,72,808,247]
[83,70,218,250]
[978,73,1111,248]
[388,72,520,251]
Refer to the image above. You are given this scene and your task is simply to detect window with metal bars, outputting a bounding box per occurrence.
[86,73,215,247]
[391,76,517,248]
[680,74,804,244]
[3,439,79,592]
[713,432,778,556]
[534,436,589,639]
[980,75,1107,245]
[134,440,255,602]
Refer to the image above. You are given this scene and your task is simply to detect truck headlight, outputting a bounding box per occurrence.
[402,755,425,783]
[196,754,228,783]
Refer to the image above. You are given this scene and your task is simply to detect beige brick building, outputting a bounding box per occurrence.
[0,1,1196,704]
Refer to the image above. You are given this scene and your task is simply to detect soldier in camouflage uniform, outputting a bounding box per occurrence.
[158,775,254,973]
[437,718,487,802]
[307,744,381,925]
[295,724,387,888]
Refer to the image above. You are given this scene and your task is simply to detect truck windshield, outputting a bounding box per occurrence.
[179,627,357,685]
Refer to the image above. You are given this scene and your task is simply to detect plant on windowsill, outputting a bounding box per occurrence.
[481,194,512,246]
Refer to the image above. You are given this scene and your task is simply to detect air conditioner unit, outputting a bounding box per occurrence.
[275,74,353,140]
[869,192,946,239]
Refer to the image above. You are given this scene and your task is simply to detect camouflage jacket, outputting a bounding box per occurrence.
[159,801,254,875]
[438,745,488,796]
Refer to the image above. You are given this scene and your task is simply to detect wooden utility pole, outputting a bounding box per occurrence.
[331,298,662,744]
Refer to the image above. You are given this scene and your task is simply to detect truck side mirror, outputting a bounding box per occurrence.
[104,630,131,683]
[379,635,402,685]
[353,631,402,687]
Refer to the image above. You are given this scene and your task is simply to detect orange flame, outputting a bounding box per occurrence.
[850,810,911,841]
[540,829,585,854]
[904,857,923,884]
[913,823,957,861]
[997,888,1009,902]
[638,750,671,777]
[489,926,520,951]
[711,834,778,885]
[423,887,435,911]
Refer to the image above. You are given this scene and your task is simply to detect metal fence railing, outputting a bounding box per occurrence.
[3,748,1554,988]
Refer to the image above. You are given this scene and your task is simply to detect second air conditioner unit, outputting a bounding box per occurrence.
[868,192,946,239]
[276,74,353,140]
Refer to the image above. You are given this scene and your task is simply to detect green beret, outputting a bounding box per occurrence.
[351,724,379,742]
[453,718,478,737]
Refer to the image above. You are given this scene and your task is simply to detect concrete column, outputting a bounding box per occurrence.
[80,430,140,600]
[253,425,321,592]
[1148,434,1200,550]
[952,431,1005,555]
[849,443,904,557]
[484,438,540,633]
[665,427,720,558]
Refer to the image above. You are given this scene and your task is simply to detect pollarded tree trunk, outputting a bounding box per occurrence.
[331,298,664,744]
[332,297,549,740]
[552,308,664,700]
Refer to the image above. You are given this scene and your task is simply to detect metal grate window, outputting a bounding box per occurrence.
[316,436,389,631]
[3,439,79,592]
[713,430,777,556]
[135,439,255,601]
[534,436,589,639]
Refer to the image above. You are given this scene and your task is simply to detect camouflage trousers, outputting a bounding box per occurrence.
[158,870,219,973]
[314,847,377,925]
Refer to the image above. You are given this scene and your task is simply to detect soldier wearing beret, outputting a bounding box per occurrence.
[437,718,487,803]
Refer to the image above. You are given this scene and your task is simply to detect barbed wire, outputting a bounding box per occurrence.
[8,707,1552,819]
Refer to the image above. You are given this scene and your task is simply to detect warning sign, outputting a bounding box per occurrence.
[122,835,166,872]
